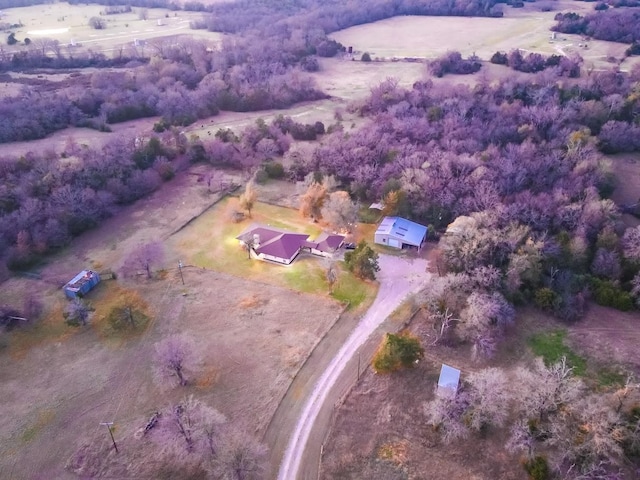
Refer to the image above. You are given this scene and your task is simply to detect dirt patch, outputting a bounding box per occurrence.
[566,304,640,376]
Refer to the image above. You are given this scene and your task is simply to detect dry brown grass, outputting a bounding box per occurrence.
[194,365,220,390]
[237,294,269,310]
[377,440,409,466]
[8,299,72,360]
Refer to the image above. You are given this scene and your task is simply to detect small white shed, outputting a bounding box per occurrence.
[437,364,461,398]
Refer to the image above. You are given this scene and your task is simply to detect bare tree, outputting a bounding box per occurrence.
[239,181,256,218]
[513,357,584,422]
[320,190,358,232]
[64,298,92,327]
[121,242,164,280]
[299,181,327,222]
[465,368,511,431]
[460,291,515,358]
[155,396,226,457]
[551,394,626,470]
[424,389,471,443]
[153,335,195,388]
[108,290,149,331]
[208,427,268,480]
[326,262,338,293]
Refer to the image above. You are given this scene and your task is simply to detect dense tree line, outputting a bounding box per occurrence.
[553,8,640,44]
[0,0,54,7]
[490,49,581,77]
[428,51,482,77]
[200,0,506,36]
[0,111,313,269]
[0,37,325,143]
[300,66,640,325]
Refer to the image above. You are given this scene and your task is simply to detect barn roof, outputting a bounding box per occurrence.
[376,216,428,247]
[437,364,461,398]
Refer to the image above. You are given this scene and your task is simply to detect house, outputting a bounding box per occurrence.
[64,270,101,299]
[237,226,309,265]
[437,364,461,398]
[374,216,428,250]
[308,232,345,257]
[236,225,344,265]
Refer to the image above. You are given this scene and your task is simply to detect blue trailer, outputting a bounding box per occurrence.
[63,270,101,299]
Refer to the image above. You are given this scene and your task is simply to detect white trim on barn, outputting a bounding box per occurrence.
[374,216,428,250]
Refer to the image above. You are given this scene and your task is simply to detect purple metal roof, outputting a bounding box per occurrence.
[258,233,309,260]
[314,233,345,252]
[236,225,283,245]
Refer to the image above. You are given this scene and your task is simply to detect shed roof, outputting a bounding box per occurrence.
[64,270,99,291]
[376,216,428,247]
[437,364,461,397]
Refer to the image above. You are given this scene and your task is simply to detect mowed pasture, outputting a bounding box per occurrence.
[169,193,377,309]
[0,166,345,478]
[330,4,635,71]
[1,3,222,55]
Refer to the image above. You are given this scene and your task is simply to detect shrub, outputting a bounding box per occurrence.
[591,278,634,311]
[627,43,640,56]
[372,332,424,374]
[344,240,379,280]
[264,161,285,179]
[107,291,149,331]
[490,51,508,65]
[534,288,556,310]
[89,17,106,30]
[361,52,372,62]
[523,456,550,480]
[254,169,269,184]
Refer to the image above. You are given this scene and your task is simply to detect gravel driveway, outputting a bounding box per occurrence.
[277,253,432,480]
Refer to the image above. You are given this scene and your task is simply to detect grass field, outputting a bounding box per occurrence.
[330,4,636,71]
[528,329,587,376]
[170,197,377,308]
[2,3,222,55]
[0,166,350,478]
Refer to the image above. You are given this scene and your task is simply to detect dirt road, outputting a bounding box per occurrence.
[276,254,431,480]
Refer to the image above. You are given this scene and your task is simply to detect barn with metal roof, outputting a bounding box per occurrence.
[374,216,428,250]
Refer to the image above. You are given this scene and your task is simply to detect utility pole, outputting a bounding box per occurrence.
[99,422,118,453]
[178,260,184,285]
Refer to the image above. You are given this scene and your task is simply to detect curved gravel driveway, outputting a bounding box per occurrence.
[278,253,432,480]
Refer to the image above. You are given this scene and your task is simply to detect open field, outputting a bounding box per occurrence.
[0,164,349,478]
[2,3,222,55]
[330,3,637,71]
[169,196,377,309]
